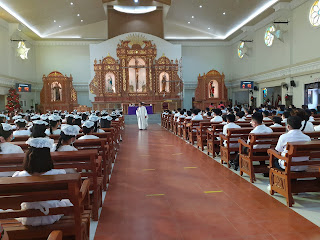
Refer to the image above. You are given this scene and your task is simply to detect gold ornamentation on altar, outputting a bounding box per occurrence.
[126,34,148,47]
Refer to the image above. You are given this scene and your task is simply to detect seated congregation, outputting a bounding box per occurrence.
[162,104,320,207]
[0,109,124,240]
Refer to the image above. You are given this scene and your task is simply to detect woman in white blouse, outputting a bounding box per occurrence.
[78,121,99,140]
[45,115,61,136]
[55,125,80,152]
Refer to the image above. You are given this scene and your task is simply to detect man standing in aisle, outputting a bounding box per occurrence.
[136,102,148,130]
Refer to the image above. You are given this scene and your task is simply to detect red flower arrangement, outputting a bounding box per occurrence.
[6,88,21,112]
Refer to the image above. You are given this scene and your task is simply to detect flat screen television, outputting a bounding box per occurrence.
[240,81,254,89]
[16,83,31,92]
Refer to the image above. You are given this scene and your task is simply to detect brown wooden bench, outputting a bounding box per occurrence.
[238,132,285,183]
[268,141,320,207]
[182,119,192,140]
[188,120,210,145]
[196,122,213,150]
[220,128,253,168]
[0,150,102,221]
[206,124,224,156]
[0,174,90,240]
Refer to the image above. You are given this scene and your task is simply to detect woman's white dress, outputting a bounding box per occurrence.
[12,169,73,226]
[13,129,31,137]
[45,129,61,136]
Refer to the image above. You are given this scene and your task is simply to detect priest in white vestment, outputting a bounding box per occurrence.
[136,102,148,130]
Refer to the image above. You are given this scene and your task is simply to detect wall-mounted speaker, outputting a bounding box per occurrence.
[253,86,258,91]
[290,80,296,87]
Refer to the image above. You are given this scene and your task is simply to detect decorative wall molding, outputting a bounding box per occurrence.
[34,40,104,46]
[227,58,320,88]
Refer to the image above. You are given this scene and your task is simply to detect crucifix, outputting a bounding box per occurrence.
[134,58,139,91]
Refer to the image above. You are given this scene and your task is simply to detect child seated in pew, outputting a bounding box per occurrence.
[45,115,61,136]
[0,124,24,177]
[55,125,80,152]
[210,109,223,122]
[270,116,283,127]
[13,119,30,137]
[100,116,112,129]
[262,111,272,121]
[291,108,314,133]
[281,111,290,124]
[73,115,82,127]
[273,116,311,171]
[177,110,186,122]
[235,111,245,122]
[185,111,192,120]
[12,138,72,226]
[78,121,99,140]
[223,114,241,147]
[231,112,273,171]
[89,115,105,133]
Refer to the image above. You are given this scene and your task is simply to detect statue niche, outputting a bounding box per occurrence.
[105,73,116,93]
[40,71,78,112]
[194,69,227,110]
[51,82,62,101]
[159,72,170,93]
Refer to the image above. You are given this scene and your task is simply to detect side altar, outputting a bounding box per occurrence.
[89,34,183,113]
[193,69,228,110]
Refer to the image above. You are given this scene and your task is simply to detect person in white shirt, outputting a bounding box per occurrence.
[274,116,311,171]
[223,114,241,147]
[291,108,314,133]
[210,109,223,122]
[262,111,272,121]
[191,109,203,121]
[231,112,273,170]
[177,110,186,122]
[45,115,61,136]
[281,111,290,124]
[221,106,227,114]
[185,111,193,120]
[89,115,105,133]
[270,116,283,128]
[12,137,72,226]
[13,119,31,136]
[236,111,246,122]
[78,121,99,140]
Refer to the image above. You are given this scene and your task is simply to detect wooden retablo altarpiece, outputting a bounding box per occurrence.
[89,34,183,113]
[40,71,78,112]
[193,69,228,110]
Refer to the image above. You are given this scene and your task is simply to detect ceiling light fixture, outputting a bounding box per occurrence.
[188,22,190,24]
[223,12,226,15]
[208,27,211,29]
[113,5,157,14]
[81,20,83,22]
[70,2,74,5]
[199,5,202,8]
[192,16,194,18]
[222,0,279,39]
[59,25,61,28]
[53,20,56,23]
[77,14,80,16]
[134,0,139,2]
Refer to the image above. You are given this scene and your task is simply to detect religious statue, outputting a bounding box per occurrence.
[161,75,167,92]
[52,83,62,101]
[107,76,113,92]
[136,72,139,92]
[209,81,215,98]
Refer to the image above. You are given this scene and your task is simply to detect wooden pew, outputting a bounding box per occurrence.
[196,122,213,150]
[239,130,320,183]
[238,132,284,183]
[188,120,210,145]
[0,150,102,221]
[220,128,253,168]
[268,141,320,207]
[182,119,192,140]
[0,174,90,240]
[206,124,224,156]
[47,231,63,240]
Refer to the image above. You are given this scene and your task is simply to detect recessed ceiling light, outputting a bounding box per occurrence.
[77,14,80,16]
[223,12,226,15]
[53,20,56,23]
[70,2,73,5]
[199,5,202,8]
[191,16,194,18]
[81,19,83,22]
[188,21,190,24]
[208,27,211,30]
[113,6,157,14]
[134,0,139,2]
[59,25,61,28]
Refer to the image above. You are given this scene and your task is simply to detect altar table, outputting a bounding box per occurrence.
[128,106,153,115]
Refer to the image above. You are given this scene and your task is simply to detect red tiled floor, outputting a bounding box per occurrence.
[94,124,320,240]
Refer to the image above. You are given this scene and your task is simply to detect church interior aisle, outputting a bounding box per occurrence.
[94,124,320,240]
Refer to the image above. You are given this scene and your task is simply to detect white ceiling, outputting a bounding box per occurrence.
[0,0,292,41]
